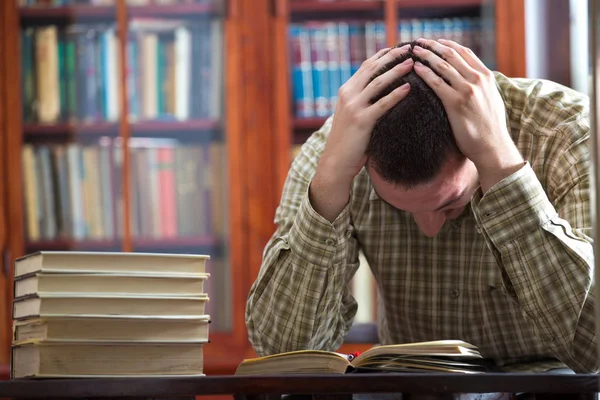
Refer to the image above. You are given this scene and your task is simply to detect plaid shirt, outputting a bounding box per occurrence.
[246,72,596,373]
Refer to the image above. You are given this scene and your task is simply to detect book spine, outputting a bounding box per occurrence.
[158,146,177,238]
[174,26,191,121]
[309,23,330,118]
[337,22,352,86]
[289,24,314,118]
[65,27,77,123]
[324,22,341,114]
[348,22,365,76]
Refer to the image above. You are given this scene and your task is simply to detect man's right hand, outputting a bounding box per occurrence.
[310,44,414,222]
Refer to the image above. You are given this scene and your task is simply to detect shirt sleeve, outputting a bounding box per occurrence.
[245,123,361,357]
[471,158,597,373]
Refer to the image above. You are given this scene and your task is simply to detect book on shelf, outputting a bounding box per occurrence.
[235,340,485,375]
[21,140,225,243]
[289,17,495,120]
[11,251,212,379]
[20,19,222,125]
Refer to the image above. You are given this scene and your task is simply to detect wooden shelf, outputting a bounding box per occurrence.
[397,0,483,7]
[23,119,220,138]
[19,3,220,21]
[133,236,220,250]
[128,3,222,18]
[25,239,120,252]
[19,5,115,20]
[290,0,384,13]
[131,119,221,133]
[293,117,328,131]
[290,0,483,14]
[293,117,327,144]
[25,236,219,252]
[23,122,118,137]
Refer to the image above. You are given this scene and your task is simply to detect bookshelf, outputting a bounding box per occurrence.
[0,0,254,378]
[0,0,527,378]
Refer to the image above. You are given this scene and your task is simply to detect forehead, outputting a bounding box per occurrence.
[368,157,470,213]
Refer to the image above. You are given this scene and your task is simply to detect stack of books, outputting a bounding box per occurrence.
[10,251,210,378]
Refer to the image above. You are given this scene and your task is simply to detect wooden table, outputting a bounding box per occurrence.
[0,374,598,400]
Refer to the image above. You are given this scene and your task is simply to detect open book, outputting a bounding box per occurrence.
[236,340,485,375]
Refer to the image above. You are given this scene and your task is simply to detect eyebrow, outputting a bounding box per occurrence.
[433,187,468,211]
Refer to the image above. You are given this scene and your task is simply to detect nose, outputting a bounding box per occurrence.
[413,212,446,238]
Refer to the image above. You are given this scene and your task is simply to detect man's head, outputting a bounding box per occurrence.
[365,41,479,237]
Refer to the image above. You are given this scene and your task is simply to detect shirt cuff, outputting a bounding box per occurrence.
[287,184,353,268]
[471,162,557,249]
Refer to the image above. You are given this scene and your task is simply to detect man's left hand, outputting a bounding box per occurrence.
[412,38,525,193]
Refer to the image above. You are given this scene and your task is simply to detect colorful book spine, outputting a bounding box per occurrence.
[338,22,352,86]
[309,23,330,117]
[348,22,365,76]
[289,24,314,118]
[324,22,341,113]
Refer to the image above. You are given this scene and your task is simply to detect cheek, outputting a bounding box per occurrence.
[445,207,465,220]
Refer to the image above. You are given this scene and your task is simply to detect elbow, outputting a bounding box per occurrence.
[245,290,298,356]
[556,337,600,373]
[245,294,272,356]
[569,361,600,374]
[568,353,600,374]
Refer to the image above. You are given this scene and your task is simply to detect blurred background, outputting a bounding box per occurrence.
[0,0,591,381]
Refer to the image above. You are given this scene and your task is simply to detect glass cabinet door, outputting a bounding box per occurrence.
[17,0,231,333]
[19,0,123,254]
[124,0,230,333]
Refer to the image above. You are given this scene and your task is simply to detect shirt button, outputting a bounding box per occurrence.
[345,230,352,238]
[450,288,460,298]
[476,226,482,234]
[325,238,335,246]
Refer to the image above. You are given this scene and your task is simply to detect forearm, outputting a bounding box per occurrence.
[473,164,597,372]
[246,193,359,356]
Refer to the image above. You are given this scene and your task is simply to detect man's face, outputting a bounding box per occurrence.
[367,154,479,238]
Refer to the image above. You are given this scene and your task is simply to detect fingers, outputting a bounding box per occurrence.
[368,46,395,62]
[413,60,456,102]
[414,38,477,83]
[438,38,488,72]
[352,44,412,90]
[413,43,466,90]
[366,82,411,121]
[362,57,414,103]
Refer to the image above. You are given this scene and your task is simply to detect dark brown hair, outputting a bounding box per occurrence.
[366,41,459,188]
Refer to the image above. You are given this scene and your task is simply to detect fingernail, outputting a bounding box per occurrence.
[415,61,423,67]
[401,58,414,65]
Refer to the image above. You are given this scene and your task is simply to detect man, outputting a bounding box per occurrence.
[245,39,596,373]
